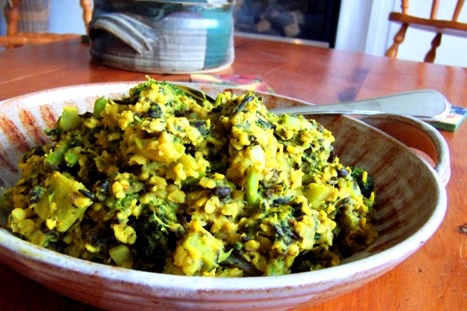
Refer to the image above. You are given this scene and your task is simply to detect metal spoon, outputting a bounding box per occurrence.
[177,85,450,121]
[270,90,451,121]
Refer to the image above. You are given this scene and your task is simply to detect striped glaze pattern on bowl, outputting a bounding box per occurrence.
[0,82,449,310]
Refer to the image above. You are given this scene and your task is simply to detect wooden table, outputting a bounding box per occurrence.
[0,36,465,311]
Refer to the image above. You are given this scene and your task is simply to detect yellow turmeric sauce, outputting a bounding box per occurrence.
[1,79,377,276]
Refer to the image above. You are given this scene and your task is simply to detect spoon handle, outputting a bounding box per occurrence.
[270,90,451,121]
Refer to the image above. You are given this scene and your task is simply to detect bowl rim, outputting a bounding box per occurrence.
[0,81,448,293]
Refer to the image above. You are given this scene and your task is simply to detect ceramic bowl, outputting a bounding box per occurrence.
[0,82,449,310]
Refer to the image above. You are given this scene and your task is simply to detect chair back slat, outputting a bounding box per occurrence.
[453,0,465,21]
[430,0,440,19]
[385,0,467,63]
[401,0,410,14]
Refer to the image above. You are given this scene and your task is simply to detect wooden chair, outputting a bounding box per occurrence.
[385,0,467,62]
[0,0,93,49]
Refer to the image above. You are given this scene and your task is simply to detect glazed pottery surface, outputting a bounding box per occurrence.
[89,1,235,73]
[0,82,449,310]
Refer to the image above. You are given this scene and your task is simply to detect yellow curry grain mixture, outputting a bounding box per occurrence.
[0,79,377,276]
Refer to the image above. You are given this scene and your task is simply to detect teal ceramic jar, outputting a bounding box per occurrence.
[89,0,235,73]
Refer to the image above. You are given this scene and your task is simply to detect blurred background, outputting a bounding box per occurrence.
[1,0,466,67]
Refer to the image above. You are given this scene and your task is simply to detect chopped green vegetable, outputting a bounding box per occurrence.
[58,106,82,131]
[351,167,375,198]
[93,96,108,117]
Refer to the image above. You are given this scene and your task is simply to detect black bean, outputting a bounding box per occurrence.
[215,186,231,200]
[338,168,348,177]
[147,104,162,118]
[79,188,96,200]
[272,196,291,205]
[95,180,110,201]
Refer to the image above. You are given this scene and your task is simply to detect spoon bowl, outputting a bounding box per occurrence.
[270,90,451,121]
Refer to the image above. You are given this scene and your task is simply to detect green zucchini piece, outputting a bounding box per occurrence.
[93,96,108,117]
[58,106,82,131]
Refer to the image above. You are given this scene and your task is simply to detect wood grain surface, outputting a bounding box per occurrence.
[0,36,465,311]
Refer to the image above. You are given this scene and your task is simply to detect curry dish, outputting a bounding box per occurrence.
[0,79,377,276]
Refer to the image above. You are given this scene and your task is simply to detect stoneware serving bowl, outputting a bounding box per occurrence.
[0,82,449,310]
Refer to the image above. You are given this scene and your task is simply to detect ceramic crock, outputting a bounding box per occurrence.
[89,0,235,73]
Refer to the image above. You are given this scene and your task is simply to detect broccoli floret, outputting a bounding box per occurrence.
[130,213,176,272]
[129,196,184,272]
[351,167,374,198]
[128,79,158,103]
